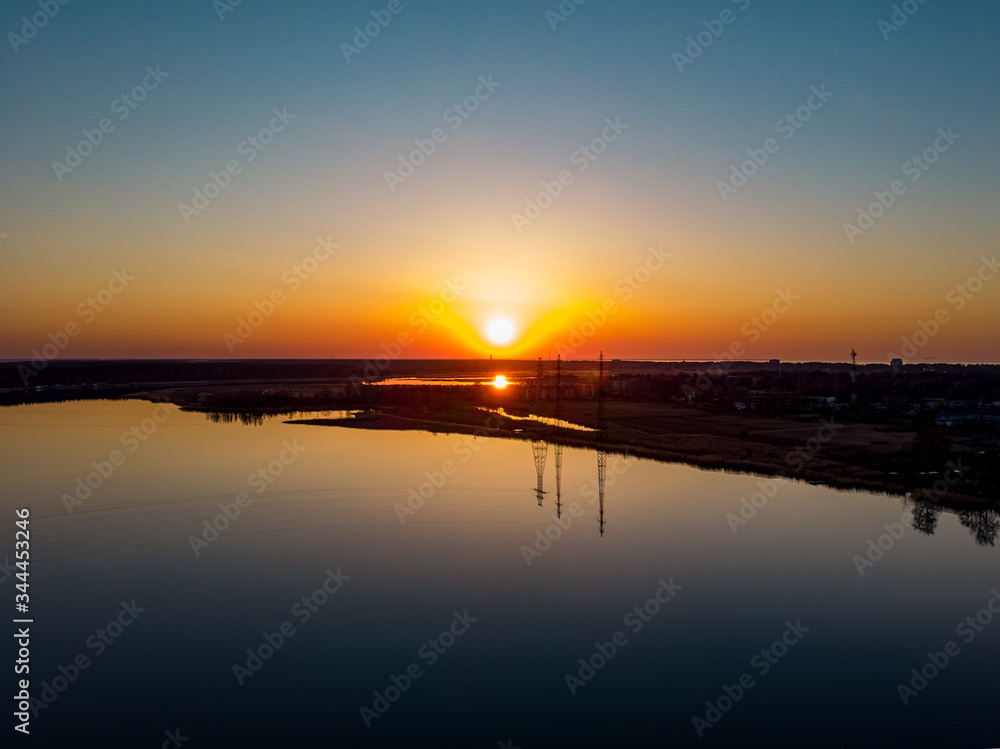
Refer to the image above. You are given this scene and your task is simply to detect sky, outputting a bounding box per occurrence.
[1,0,998,363]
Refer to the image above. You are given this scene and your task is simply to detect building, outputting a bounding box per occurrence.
[935,410,1000,427]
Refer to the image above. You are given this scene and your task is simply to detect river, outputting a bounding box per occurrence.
[1,400,997,746]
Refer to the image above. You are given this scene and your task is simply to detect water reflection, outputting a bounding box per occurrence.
[531,440,547,506]
[528,438,609,536]
[202,409,361,426]
[958,509,1000,546]
[554,443,563,519]
[597,450,607,537]
[482,407,596,432]
[910,501,941,536]
[903,496,999,546]
[2,400,999,746]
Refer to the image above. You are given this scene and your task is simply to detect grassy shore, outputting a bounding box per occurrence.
[288,400,998,510]
[91,375,997,510]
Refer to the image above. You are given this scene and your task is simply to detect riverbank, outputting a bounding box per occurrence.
[16,373,996,510]
[288,401,998,509]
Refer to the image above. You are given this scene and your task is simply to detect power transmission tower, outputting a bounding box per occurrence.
[532,440,548,506]
[556,354,561,405]
[536,356,544,402]
[597,450,607,537]
[554,444,563,519]
[597,351,607,536]
[598,351,607,438]
[851,349,858,405]
[554,354,563,518]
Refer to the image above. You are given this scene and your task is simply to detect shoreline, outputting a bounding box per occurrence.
[287,406,996,511]
[7,374,995,513]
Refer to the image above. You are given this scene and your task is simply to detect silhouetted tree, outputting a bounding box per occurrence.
[910,502,941,536]
[958,510,999,547]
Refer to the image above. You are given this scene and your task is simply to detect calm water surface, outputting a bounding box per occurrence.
[1,400,997,747]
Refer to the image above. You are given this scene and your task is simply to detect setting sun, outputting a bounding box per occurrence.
[486,317,516,346]
[491,375,509,389]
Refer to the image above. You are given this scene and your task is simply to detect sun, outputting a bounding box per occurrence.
[486,317,516,346]
[492,375,509,390]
